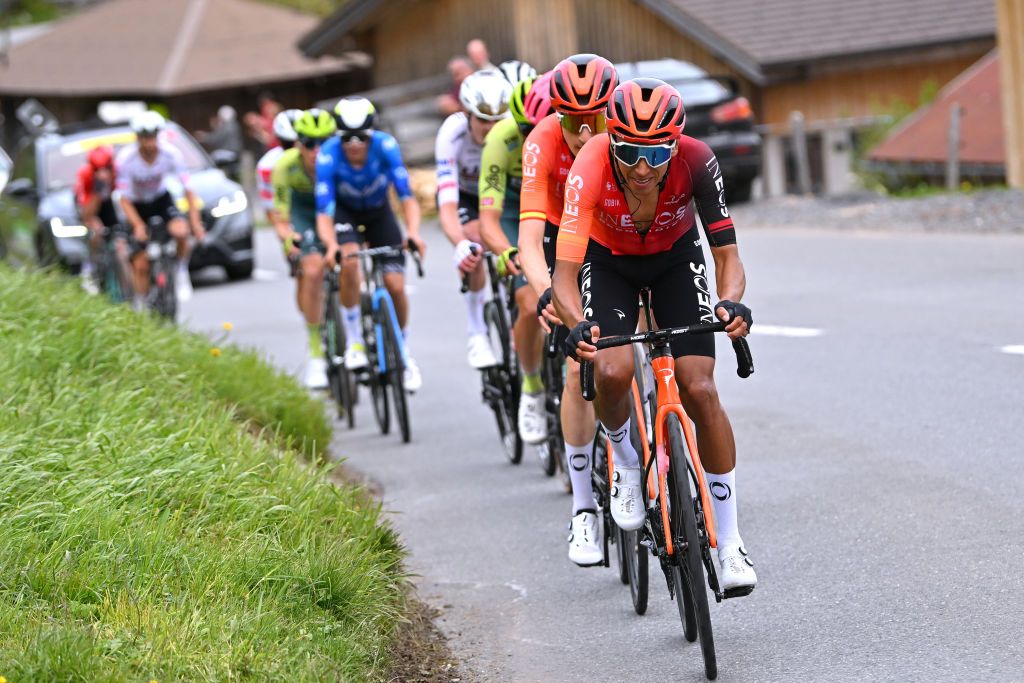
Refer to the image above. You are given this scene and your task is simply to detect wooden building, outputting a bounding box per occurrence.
[0,0,371,149]
[301,0,997,194]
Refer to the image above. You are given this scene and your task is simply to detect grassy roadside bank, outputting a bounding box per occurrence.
[0,267,406,681]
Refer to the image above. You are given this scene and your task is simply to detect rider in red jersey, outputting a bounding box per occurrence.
[553,78,756,592]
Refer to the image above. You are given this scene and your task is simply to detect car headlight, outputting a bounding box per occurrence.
[50,217,89,239]
[210,190,248,218]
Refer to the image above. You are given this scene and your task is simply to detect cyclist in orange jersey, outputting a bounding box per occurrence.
[553,78,756,592]
[518,54,617,567]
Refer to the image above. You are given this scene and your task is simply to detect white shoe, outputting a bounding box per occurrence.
[567,510,603,566]
[518,392,546,445]
[80,272,99,295]
[304,357,328,389]
[609,466,645,531]
[403,356,422,393]
[467,333,498,369]
[344,342,368,370]
[175,269,193,302]
[718,544,757,593]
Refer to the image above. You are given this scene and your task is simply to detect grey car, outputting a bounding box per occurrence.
[0,122,254,278]
[614,59,762,202]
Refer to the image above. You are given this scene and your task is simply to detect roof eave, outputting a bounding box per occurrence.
[298,0,384,58]
[634,0,765,85]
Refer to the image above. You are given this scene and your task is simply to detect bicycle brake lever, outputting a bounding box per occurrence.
[732,337,754,378]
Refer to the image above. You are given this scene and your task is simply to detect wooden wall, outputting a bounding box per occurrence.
[370,0,517,86]
[996,0,1024,188]
[511,0,578,71]
[761,54,987,126]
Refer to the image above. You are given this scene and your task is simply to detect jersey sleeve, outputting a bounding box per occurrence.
[434,115,461,206]
[478,125,508,212]
[270,153,292,222]
[256,150,277,212]
[687,138,736,247]
[315,139,339,217]
[556,138,604,264]
[519,124,553,223]
[164,144,191,189]
[74,166,91,207]
[381,134,413,200]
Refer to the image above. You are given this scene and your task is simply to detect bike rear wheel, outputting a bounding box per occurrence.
[323,291,355,428]
[153,255,177,321]
[362,292,389,435]
[666,412,717,680]
[484,300,522,464]
[381,303,411,443]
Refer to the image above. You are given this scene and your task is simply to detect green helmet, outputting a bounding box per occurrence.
[293,107,337,140]
[509,76,535,127]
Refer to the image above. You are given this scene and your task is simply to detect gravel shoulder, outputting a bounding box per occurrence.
[732,188,1024,234]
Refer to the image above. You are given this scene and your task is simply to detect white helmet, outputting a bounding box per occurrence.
[130,110,166,136]
[459,70,513,121]
[333,96,376,132]
[497,60,536,85]
[273,108,303,143]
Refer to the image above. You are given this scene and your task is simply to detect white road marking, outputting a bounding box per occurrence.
[750,324,824,338]
[1000,345,1024,355]
[253,269,280,281]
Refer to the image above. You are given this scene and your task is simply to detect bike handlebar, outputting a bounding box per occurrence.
[346,243,425,278]
[459,244,480,293]
[579,321,754,401]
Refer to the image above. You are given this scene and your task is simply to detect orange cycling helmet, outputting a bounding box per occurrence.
[606,78,686,144]
[549,54,617,115]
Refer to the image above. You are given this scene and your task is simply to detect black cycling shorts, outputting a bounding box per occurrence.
[334,202,405,273]
[458,192,480,226]
[582,228,717,359]
[134,191,183,231]
[97,197,119,230]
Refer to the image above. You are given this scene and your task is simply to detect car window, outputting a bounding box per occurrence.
[668,78,731,107]
[0,146,11,193]
[42,125,210,192]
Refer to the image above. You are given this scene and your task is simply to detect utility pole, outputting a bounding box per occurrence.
[996,0,1024,188]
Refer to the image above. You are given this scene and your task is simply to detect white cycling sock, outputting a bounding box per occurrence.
[342,305,363,345]
[402,327,412,356]
[705,469,742,550]
[464,289,487,336]
[176,258,188,273]
[566,439,597,514]
[606,417,640,468]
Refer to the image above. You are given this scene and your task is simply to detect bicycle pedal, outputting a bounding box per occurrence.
[723,585,755,599]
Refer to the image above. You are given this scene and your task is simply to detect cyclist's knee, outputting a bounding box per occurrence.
[594,349,632,397]
[167,218,188,238]
[678,376,720,414]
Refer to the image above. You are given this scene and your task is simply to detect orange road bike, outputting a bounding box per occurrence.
[580,290,754,681]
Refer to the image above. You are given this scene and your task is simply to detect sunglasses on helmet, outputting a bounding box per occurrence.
[610,138,676,168]
[340,130,372,144]
[298,135,327,149]
[558,112,606,135]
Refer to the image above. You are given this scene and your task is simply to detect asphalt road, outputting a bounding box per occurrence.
[184,223,1024,682]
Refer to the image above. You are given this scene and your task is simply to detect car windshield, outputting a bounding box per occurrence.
[43,125,210,192]
[616,60,731,107]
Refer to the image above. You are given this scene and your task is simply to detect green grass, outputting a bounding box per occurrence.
[0,266,406,681]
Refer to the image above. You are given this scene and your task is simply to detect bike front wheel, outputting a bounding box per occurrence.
[666,412,717,680]
[362,292,389,435]
[380,303,411,443]
[484,300,522,464]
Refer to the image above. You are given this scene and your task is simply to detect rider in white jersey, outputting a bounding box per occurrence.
[256,109,302,221]
[435,69,514,370]
[115,111,203,308]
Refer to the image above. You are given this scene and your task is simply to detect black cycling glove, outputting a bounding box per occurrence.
[563,321,594,361]
[536,287,553,320]
[714,300,753,327]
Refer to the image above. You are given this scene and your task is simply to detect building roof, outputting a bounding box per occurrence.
[660,0,996,69]
[0,0,370,97]
[300,0,996,85]
[869,50,1004,168]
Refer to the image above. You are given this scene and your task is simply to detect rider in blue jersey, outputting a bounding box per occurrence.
[316,96,426,391]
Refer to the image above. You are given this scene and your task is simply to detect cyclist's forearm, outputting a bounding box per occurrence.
[437,202,462,245]
[184,189,201,226]
[478,209,510,253]
[518,218,550,296]
[316,213,338,249]
[80,196,100,222]
[272,218,294,243]
[119,196,144,230]
[401,196,421,237]
[711,244,746,302]
[552,260,583,327]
